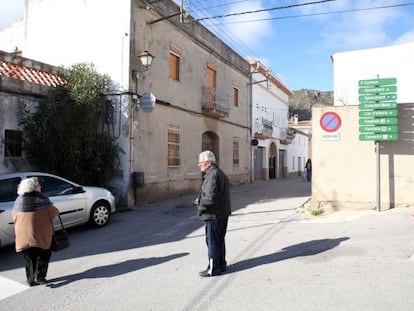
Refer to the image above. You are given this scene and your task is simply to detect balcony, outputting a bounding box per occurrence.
[254,117,273,139]
[280,127,296,144]
[202,86,230,118]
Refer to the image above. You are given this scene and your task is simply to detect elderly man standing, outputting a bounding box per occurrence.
[195,150,231,277]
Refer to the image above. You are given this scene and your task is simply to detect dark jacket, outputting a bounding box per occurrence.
[197,165,231,220]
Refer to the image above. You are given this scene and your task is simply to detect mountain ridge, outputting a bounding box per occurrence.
[289,89,334,120]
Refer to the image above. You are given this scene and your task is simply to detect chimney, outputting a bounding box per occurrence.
[294,114,298,125]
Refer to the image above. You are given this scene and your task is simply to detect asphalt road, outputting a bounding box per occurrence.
[1,178,414,311]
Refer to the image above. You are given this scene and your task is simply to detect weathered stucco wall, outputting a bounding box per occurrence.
[126,1,251,204]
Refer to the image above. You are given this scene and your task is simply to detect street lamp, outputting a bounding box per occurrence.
[138,50,155,71]
[132,50,155,82]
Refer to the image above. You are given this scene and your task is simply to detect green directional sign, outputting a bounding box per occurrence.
[359,117,398,126]
[358,77,398,141]
[359,133,398,141]
[359,125,398,133]
[359,94,397,102]
[359,102,397,110]
[359,78,397,87]
[358,86,397,94]
[359,110,398,118]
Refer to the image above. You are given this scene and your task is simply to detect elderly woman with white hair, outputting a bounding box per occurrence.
[12,177,59,286]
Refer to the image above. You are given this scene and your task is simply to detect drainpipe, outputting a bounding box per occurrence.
[249,70,254,183]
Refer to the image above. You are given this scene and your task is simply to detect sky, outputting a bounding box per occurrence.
[1,0,414,91]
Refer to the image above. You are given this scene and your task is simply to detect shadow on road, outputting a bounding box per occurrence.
[46,252,189,288]
[226,237,350,274]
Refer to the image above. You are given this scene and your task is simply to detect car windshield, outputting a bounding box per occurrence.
[28,175,74,197]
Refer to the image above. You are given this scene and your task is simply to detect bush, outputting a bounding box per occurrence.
[19,63,119,186]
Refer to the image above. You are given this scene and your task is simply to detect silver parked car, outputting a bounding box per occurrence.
[0,172,116,248]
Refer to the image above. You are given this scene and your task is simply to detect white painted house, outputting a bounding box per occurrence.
[247,59,293,181]
[288,116,311,178]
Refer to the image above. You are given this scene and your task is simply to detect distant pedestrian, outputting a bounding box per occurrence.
[305,159,312,182]
[195,150,231,277]
[12,177,59,286]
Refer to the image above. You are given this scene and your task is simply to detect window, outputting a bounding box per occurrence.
[207,65,217,89]
[0,177,21,203]
[168,126,180,167]
[169,44,181,81]
[4,129,22,157]
[232,139,239,165]
[233,84,239,107]
[206,65,217,107]
[169,53,179,80]
[30,175,74,197]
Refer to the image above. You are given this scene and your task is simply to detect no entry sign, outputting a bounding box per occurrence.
[320,112,342,132]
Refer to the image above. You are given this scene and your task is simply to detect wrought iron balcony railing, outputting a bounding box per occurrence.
[201,86,230,118]
[254,117,273,139]
[280,127,296,144]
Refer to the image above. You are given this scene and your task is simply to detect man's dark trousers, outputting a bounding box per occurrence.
[205,217,228,274]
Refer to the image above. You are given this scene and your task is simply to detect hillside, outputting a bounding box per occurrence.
[289,89,334,121]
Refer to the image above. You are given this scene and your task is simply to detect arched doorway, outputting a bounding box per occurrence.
[202,131,219,165]
[269,142,277,179]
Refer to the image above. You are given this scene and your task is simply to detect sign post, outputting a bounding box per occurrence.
[358,77,398,212]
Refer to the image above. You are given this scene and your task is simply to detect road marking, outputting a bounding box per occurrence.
[0,276,28,300]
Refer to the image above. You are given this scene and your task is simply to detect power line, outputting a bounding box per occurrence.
[186,0,260,61]
[179,0,338,61]
[203,2,414,25]
[188,0,254,12]
[194,0,336,22]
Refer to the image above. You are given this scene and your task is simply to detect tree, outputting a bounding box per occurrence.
[19,63,119,186]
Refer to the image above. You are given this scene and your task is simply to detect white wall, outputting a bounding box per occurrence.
[251,71,289,143]
[250,63,290,179]
[1,0,131,89]
[287,131,308,176]
[332,41,414,106]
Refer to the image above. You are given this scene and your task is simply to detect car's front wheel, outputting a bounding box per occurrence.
[89,202,111,227]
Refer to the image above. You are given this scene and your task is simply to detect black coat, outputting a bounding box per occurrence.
[197,165,231,220]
